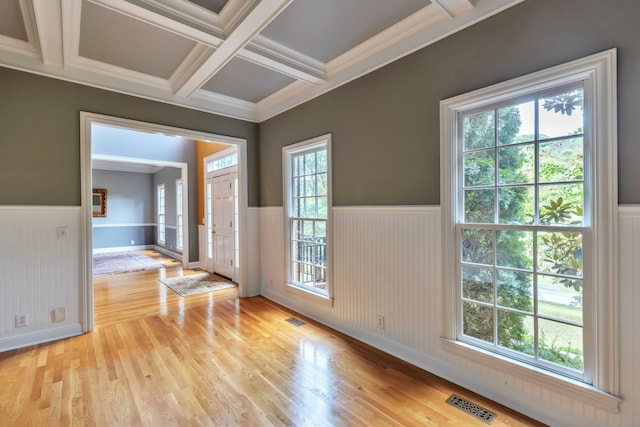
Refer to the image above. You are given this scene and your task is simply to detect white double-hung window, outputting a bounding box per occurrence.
[441,50,618,395]
[283,134,332,301]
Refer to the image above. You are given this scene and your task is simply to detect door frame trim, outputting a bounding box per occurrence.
[204,148,239,276]
[80,112,249,332]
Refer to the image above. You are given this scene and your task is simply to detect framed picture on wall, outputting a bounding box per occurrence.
[92,188,107,217]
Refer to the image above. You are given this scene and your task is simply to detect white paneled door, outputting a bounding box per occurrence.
[211,173,236,280]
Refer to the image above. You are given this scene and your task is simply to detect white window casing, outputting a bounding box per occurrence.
[440,49,618,411]
[283,134,333,305]
[176,178,183,251]
[157,184,165,244]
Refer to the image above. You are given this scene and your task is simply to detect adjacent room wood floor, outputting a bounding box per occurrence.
[0,260,545,426]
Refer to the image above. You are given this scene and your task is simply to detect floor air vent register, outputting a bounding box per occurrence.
[446,394,497,425]
[285,317,306,327]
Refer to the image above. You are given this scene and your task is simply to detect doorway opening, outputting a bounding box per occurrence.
[80,112,249,332]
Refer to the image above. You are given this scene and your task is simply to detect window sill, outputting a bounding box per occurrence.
[284,283,333,307]
[441,338,620,414]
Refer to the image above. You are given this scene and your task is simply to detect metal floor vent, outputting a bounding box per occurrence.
[285,317,306,327]
[446,394,497,425]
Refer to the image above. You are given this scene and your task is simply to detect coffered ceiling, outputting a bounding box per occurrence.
[0,0,523,122]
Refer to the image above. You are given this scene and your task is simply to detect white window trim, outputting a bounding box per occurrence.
[283,134,333,305]
[157,183,166,245]
[176,178,183,251]
[206,146,238,173]
[440,49,618,408]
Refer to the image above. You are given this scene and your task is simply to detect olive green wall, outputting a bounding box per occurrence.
[0,67,259,206]
[259,0,640,206]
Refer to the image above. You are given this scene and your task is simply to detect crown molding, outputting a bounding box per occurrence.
[0,34,38,57]
[128,0,225,31]
[242,35,326,84]
[431,0,474,17]
[89,0,224,47]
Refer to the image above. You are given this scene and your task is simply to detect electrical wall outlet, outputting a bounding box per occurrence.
[131,240,135,245]
[56,226,67,239]
[53,307,66,322]
[377,315,385,330]
[15,314,28,328]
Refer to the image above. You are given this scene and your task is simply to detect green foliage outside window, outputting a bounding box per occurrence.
[461,90,585,371]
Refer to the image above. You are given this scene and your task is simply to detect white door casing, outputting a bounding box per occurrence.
[81,112,250,332]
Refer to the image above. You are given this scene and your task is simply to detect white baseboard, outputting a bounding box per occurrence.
[0,323,83,352]
[152,245,183,261]
[93,245,151,254]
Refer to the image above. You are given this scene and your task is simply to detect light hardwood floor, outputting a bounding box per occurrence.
[0,260,545,426]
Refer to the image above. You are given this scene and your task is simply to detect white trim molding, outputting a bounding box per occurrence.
[80,111,250,333]
[92,222,156,228]
[282,134,333,302]
[0,324,83,353]
[440,49,618,396]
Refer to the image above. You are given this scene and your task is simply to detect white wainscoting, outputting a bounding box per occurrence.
[616,206,640,426]
[260,205,640,427]
[245,207,262,297]
[198,224,207,270]
[0,206,83,351]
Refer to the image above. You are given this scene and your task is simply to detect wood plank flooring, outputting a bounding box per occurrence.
[0,260,545,426]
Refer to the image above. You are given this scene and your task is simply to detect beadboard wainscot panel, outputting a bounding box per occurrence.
[261,205,441,359]
[260,206,286,298]
[616,206,640,426]
[259,205,635,426]
[0,206,83,351]
[245,207,262,296]
[198,224,207,269]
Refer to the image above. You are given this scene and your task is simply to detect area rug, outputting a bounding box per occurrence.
[93,251,166,275]
[160,273,236,297]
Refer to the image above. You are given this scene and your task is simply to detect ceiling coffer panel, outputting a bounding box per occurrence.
[79,0,196,79]
[186,0,231,15]
[202,57,296,103]
[260,0,431,63]
[0,0,29,41]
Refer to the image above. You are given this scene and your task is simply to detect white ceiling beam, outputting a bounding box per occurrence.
[174,0,293,98]
[0,34,37,57]
[61,0,82,67]
[430,0,475,17]
[124,0,225,36]
[241,36,326,85]
[88,0,224,47]
[18,0,41,53]
[31,0,65,66]
[169,44,215,92]
[218,0,260,34]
